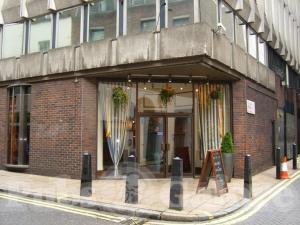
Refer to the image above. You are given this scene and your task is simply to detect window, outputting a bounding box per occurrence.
[88,0,116,42]
[57,7,81,48]
[235,16,247,51]
[248,27,257,58]
[200,0,217,28]
[7,85,31,165]
[29,15,52,53]
[2,23,24,58]
[173,17,190,26]
[258,38,267,65]
[220,2,234,42]
[89,28,105,41]
[127,0,156,35]
[168,0,193,28]
[140,18,156,32]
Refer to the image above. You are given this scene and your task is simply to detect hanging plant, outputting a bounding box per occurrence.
[210,89,223,100]
[112,87,128,109]
[160,85,176,107]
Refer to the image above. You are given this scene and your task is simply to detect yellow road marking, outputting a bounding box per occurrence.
[145,170,300,225]
[0,193,126,223]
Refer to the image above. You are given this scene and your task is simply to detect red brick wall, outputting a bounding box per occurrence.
[0,88,7,168]
[30,78,97,179]
[233,78,277,177]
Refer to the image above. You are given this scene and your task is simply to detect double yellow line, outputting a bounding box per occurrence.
[0,192,126,223]
[146,170,300,225]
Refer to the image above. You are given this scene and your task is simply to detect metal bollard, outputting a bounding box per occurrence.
[169,157,183,210]
[276,147,281,179]
[244,154,252,199]
[80,153,92,197]
[125,155,138,204]
[293,143,297,170]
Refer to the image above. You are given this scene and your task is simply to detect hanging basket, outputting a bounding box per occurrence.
[210,89,223,100]
[160,85,175,107]
[112,87,128,109]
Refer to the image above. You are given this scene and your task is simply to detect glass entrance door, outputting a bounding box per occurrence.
[139,115,192,177]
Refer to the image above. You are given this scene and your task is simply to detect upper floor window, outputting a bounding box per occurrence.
[220,2,234,42]
[248,27,257,59]
[168,0,193,28]
[258,38,267,65]
[2,23,24,58]
[199,0,217,28]
[29,15,52,53]
[89,0,116,42]
[235,16,247,51]
[127,0,156,35]
[57,7,81,48]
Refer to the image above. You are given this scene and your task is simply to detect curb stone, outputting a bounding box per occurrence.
[0,188,250,222]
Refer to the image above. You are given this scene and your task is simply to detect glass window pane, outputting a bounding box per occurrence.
[248,28,257,58]
[2,23,24,58]
[29,15,52,53]
[57,7,81,48]
[138,83,193,113]
[258,39,266,65]
[89,0,116,42]
[168,0,193,28]
[221,2,233,42]
[127,0,156,35]
[200,0,217,28]
[235,16,247,51]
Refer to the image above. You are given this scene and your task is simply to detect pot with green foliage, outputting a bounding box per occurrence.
[112,87,128,109]
[221,132,234,182]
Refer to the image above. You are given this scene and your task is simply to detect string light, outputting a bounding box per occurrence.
[127,74,132,83]
[168,75,172,83]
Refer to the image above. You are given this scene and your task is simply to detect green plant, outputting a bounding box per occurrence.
[210,89,223,100]
[160,86,176,107]
[221,132,234,153]
[112,87,128,109]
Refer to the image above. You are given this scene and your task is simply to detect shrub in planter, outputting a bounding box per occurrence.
[221,132,234,182]
[210,89,223,100]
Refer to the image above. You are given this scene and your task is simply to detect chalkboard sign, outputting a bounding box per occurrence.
[196,149,228,196]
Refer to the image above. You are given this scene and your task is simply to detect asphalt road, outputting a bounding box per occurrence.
[0,197,122,225]
[235,176,300,225]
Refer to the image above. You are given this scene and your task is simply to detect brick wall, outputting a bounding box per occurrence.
[0,88,7,168]
[29,78,97,179]
[233,78,277,177]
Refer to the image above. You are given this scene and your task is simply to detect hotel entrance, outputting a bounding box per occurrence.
[139,115,193,178]
[97,80,231,178]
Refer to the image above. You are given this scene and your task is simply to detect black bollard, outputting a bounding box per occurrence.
[80,153,92,197]
[244,154,252,199]
[125,155,138,204]
[169,157,183,210]
[276,147,281,179]
[293,143,297,170]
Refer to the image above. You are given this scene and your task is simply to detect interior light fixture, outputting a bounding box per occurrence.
[143,82,147,90]
[147,74,152,83]
[168,75,172,83]
[188,75,192,84]
[127,74,132,83]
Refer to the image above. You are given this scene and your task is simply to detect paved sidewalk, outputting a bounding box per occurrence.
[0,160,298,222]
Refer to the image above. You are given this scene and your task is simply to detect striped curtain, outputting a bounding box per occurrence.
[99,83,131,176]
[196,84,231,162]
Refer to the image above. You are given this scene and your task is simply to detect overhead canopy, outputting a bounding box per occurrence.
[2,0,20,24]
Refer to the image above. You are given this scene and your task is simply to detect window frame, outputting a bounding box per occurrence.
[28,14,53,54]
[56,5,84,48]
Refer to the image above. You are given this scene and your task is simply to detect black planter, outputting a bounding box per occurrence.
[222,153,234,182]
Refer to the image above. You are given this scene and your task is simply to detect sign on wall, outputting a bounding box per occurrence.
[246,100,255,115]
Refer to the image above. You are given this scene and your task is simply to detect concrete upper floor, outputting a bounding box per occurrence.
[0,0,297,90]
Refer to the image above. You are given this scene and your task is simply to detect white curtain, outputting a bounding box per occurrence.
[196,84,231,162]
[99,83,131,176]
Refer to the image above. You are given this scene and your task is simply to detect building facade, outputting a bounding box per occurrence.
[0,0,299,179]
